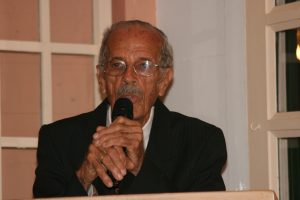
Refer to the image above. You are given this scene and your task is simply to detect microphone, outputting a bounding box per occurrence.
[109,98,133,193]
[112,98,133,121]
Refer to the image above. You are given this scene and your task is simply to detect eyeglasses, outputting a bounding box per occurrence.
[103,59,160,77]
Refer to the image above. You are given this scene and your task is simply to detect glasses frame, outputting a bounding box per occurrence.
[102,58,161,77]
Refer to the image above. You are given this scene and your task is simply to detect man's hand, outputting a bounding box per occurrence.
[76,118,144,189]
[94,117,144,176]
[76,126,127,188]
[75,143,110,189]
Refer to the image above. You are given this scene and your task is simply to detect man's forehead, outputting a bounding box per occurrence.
[108,25,162,43]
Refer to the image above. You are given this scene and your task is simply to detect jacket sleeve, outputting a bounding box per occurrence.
[187,126,227,191]
[33,125,87,198]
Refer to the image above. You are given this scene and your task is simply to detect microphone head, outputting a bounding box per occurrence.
[112,98,133,121]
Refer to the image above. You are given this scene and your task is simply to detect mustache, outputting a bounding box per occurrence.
[117,84,143,97]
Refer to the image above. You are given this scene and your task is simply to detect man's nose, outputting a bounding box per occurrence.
[122,65,138,84]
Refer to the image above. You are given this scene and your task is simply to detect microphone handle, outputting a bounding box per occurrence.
[109,98,133,194]
[107,171,120,194]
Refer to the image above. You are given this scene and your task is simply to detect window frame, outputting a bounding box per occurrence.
[247,0,300,199]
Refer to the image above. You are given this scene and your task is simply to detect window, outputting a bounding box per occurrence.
[247,0,300,199]
[0,0,111,198]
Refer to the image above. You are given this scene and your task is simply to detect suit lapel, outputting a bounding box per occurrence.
[145,99,174,171]
[126,99,175,193]
[87,98,109,129]
[70,99,108,171]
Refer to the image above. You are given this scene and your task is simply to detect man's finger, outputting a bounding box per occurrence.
[92,158,113,188]
[96,149,124,182]
[109,146,127,176]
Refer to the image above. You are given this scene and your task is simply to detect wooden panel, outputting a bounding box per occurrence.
[2,149,36,200]
[50,0,93,44]
[0,52,41,137]
[0,0,39,41]
[52,54,94,121]
[38,191,278,200]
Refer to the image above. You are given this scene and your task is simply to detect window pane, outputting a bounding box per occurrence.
[276,28,300,112]
[2,149,36,199]
[50,0,93,44]
[52,54,94,121]
[0,0,39,41]
[276,0,300,6]
[0,52,41,137]
[279,137,300,200]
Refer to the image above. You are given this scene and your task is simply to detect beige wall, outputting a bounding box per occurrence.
[112,0,156,25]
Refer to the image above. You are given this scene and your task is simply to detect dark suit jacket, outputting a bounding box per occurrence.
[33,99,227,197]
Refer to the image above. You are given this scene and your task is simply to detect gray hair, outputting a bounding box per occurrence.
[98,20,173,69]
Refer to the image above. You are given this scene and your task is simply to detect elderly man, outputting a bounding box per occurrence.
[33,20,227,197]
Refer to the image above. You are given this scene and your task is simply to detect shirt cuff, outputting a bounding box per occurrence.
[87,184,98,196]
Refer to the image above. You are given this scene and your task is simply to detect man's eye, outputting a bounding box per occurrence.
[137,61,151,70]
[111,62,125,69]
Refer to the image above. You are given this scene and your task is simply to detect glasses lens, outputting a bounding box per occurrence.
[135,60,156,76]
[106,59,126,76]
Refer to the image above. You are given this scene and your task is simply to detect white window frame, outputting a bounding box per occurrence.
[247,0,300,199]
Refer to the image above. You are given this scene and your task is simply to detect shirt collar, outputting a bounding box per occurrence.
[106,106,154,150]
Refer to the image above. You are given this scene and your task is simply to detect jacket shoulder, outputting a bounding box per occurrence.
[40,111,93,137]
[169,111,222,134]
[40,99,108,138]
[167,111,226,159]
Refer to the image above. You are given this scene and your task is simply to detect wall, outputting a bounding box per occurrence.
[112,0,156,25]
[156,0,248,190]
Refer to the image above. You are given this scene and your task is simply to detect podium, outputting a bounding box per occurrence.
[40,190,278,200]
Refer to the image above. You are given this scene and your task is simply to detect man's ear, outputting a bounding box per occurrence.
[158,68,173,97]
[96,66,107,96]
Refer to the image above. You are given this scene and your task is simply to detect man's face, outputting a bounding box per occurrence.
[97,26,173,125]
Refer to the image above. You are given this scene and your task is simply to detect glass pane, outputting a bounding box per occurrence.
[50,0,93,44]
[279,137,300,200]
[52,54,94,121]
[276,0,300,6]
[2,149,36,199]
[0,0,39,41]
[276,28,300,112]
[0,52,41,137]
